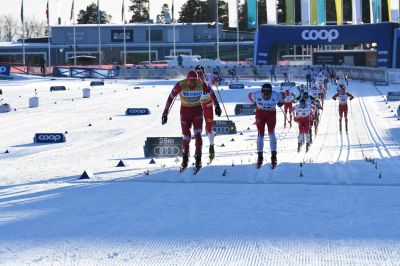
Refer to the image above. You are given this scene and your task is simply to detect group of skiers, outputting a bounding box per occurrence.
[162,65,354,171]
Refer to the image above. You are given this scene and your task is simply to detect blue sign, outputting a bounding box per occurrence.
[125,108,151,115]
[50,86,66,92]
[34,133,66,143]
[255,23,397,68]
[0,64,10,76]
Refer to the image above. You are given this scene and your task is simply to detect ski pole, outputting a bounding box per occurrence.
[166,96,176,115]
[279,106,287,126]
[214,83,230,121]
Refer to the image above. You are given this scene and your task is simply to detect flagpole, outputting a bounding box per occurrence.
[173,0,176,57]
[216,0,220,60]
[21,0,25,66]
[148,1,151,65]
[73,0,76,66]
[236,0,239,64]
[123,0,127,65]
[47,0,51,68]
[98,0,102,66]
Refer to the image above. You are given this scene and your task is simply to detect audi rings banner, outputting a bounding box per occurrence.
[143,137,183,158]
[34,133,66,143]
[235,104,256,116]
[213,120,237,135]
[50,86,66,92]
[255,23,397,68]
[125,108,151,115]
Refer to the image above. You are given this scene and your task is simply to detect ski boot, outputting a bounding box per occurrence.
[256,152,263,169]
[297,143,301,153]
[180,153,189,172]
[209,145,215,161]
[271,151,277,169]
[194,153,202,174]
[306,143,310,152]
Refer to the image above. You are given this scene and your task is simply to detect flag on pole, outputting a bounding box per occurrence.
[70,0,74,22]
[389,0,399,21]
[122,0,125,22]
[21,0,24,23]
[335,0,343,25]
[247,0,256,29]
[286,0,295,25]
[311,0,318,25]
[171,0,174,22]
[228,0,238,28]
[352,0,362,24]
[317,0,326,25]
[46,0,49,24]
[266,0,277,24]
[370,0,382,23]
[301,0,310,25]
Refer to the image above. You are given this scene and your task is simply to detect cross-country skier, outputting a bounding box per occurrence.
[305,66,313,87]
[248,83,285,169]
[195,65,222,161]
[332,84,354,133]
[161,70,218,172]
[283,89,296,128]
[292,98,313,152]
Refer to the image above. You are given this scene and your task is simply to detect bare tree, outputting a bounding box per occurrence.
[24,17,47,38]
[1,15,19,42]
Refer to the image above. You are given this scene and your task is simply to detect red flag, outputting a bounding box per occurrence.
[46,0,49,24]
[70,0,74,22]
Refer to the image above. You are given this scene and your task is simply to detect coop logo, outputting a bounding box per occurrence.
[182,91,202,97]
[301,29,339,43]
[125,108,150,115]
[34,133,66,143]
[153,146,180,156]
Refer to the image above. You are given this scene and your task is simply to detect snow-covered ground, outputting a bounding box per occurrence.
[1,74,400,265]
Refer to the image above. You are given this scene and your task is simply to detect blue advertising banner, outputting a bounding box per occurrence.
[255,23,397,68]
[0,64,11,76]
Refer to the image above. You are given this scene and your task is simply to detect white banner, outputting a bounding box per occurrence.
[301,0,310,25]
[228,0,238,28]
[352,0,362,24]
[390,0,400,21]
[266,0,277,24]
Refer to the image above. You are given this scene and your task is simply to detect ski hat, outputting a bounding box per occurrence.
[302,91,309,98]
[339,84,346,92]
[186,70,198,81]
[261,83,272,93]
[195,65,205,74]
[285,89,290,95]
[300,98,306,106]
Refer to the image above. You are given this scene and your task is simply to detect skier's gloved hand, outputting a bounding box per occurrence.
[215,104,222,117]
[161,113,168,125]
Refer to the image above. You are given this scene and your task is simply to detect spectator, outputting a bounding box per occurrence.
[177,54,183,68]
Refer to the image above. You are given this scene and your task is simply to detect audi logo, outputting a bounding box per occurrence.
[153,145,180,156]
[214,127,233,134]
[239,109,255,115]
[301,29,339,43]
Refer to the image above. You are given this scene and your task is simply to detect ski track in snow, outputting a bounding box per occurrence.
[1,75,400,265]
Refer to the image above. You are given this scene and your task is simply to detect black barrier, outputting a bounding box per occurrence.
[229,83,245,89]
[144,137,182,158]
[280,82,296,87]
[387,92,400,101]
[125,108,151,115]
[213,120,237,135]
[234,104,256,116]
[50,86,66,92]
[90,81,105,86]
[34,133,66,143]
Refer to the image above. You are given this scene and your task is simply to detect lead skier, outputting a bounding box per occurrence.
[332,84,354,133]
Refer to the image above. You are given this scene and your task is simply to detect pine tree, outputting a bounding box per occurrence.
[178,0,208,23]
[77,3,111,24]
[129,0,149,23]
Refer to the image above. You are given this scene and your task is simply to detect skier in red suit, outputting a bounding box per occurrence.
[332,84,354,133]
[162,70,219,171]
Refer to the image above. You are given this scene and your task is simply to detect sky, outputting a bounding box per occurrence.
[0,0,188,24]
